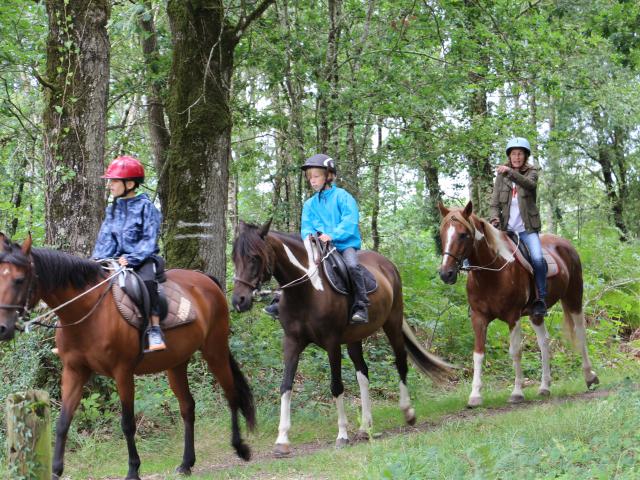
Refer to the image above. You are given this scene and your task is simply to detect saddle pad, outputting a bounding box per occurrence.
[112,279,196,331]
[503,234,559,278]
[322,252,378,296]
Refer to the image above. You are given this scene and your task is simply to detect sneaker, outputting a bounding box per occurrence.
[146,326,166,352]
[263,302,279,319]
[351,308,368,325]
[532,299,547,318]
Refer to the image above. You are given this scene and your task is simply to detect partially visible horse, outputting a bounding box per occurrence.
[437,202,598,407]
[231,220,453,456]
[0,234,255,480]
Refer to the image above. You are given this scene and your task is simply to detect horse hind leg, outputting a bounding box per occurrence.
[166,362,196,474]
[382,318,416,425]
[561,302,599,388]
[347,341,372,441]
[202,345,255,461]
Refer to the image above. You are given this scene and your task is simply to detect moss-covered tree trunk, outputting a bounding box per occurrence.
[43,0,110,255]
[163,0,275,281]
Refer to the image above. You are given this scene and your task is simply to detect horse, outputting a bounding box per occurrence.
[231,220,453,456]
[0,234,255,480]
[437,202,599,407]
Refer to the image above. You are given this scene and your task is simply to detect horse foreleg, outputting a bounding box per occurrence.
[469,311,488,407]
[508,321,525,403]
[115,373,141,480]
[52,365,91,479]
[274,335,305,457]
[166,362,195,474]
[328,344,348,448]
[531,318,552,396]
[567,309,599,388]
[347,342,372,440]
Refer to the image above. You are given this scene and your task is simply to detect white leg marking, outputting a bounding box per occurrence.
[335,393,349,441]
[532,321,552,392]
[510,322,524,398]
[275,391,292,445]
[441,225,456,268]
[282,239,323,291]
[356,371,372,431]
[469,351,484,405]
[571,312,597,382]
[399,381,415,421]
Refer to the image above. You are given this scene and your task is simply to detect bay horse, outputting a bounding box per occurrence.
[0,234,255,480]
[231,220,453,456]
[437,202,599,407]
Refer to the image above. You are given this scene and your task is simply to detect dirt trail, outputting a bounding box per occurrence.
[180,387,618,478]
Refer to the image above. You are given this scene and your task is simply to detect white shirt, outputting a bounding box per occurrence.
[507,183,525,233]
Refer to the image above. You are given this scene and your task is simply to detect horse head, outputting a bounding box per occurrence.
[0,233,35,340]
[231,219,274,312]
[437,201,476,284]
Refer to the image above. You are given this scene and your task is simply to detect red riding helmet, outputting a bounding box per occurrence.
[102,156,145,182]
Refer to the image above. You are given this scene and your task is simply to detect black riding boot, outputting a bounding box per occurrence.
[532,297,547,318]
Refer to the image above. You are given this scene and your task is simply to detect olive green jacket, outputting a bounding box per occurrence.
[489,164,541,232]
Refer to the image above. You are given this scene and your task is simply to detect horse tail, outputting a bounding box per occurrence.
[402,319,456,384]
[229,353,256,431]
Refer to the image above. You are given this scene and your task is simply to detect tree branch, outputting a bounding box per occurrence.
[233,0,276,42]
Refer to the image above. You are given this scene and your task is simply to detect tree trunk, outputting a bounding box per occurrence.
[467,80,492,217]
[43,0,110,255]
[163,0,275,282]
[545,98,563,235]
[370,121,382,251]
[138,0,170,212]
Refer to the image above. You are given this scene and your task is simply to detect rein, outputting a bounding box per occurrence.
[278,246,336,289]
[23,266,124,332]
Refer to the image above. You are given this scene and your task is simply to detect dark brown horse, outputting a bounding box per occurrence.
[0,234,255,480]
[437,202,599,407]
[231,220,452,456]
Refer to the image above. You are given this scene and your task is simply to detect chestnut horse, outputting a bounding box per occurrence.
[0,234,255,480]
[231,220,453,456]
[437,202,599,407]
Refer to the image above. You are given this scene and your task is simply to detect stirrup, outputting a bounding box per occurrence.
[350,308,368,325]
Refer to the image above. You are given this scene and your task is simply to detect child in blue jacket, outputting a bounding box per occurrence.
[300,153,369,323]
[92,155,166,351]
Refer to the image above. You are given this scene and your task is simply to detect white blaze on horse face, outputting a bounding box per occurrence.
[441,224,457,268]
[281,237,324,291]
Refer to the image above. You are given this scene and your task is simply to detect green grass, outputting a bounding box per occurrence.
[49,366,639,479]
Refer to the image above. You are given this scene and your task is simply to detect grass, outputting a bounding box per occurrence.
[52,365,640,479]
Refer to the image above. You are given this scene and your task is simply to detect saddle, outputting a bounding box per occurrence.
[504,232,559,278]
[111,267,196,331]
[312,235,378,296]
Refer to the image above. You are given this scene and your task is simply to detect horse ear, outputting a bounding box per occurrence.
[462,201,473,219]
[437,202,449,218]
[21,233,32,255]
[259,218,272,238]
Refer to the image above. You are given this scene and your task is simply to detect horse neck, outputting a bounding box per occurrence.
[267,233,319,289]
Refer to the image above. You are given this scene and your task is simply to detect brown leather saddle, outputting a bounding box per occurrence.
[111,268,196,331]
[503,232,560,278]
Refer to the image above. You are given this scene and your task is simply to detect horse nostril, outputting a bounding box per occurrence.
[0,325,6,335]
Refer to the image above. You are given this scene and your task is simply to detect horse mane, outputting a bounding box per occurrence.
[233,223,304,269]
[445,210,514,262]
[31,248,105,293]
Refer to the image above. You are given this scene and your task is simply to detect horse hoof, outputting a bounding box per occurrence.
[508,394,525,404]
[587,375,600,389]
[274,443,291,458]
[538,388,551,397]
[335,437,350,449]
[403,407,416,426]
[467,396,483,408]
[175,465,192,476]
[354,430,370,442]
[125,476,141,480]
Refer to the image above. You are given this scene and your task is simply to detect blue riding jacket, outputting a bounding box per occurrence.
[300,184,362,252]
[92,193,161,267]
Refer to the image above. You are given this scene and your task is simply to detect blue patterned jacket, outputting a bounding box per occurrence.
[92,193,161,267]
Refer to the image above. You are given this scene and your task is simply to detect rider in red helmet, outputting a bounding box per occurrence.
[92,155,167,352]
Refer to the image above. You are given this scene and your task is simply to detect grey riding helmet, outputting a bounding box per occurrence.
[301,154,337,174]
[506,137,531,157]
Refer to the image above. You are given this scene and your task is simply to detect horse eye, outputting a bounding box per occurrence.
[13,277,25,286]
[459,232,468,240]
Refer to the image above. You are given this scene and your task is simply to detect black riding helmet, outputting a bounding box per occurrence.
[300,153,337,174]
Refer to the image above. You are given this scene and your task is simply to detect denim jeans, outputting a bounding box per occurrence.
[341,247,369,308]
[518,231,547,299]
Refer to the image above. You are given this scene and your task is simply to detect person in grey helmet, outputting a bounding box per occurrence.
[489,137,548,318]
[265,153,370,324]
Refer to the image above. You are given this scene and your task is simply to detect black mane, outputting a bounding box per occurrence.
[31,248,105,293]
